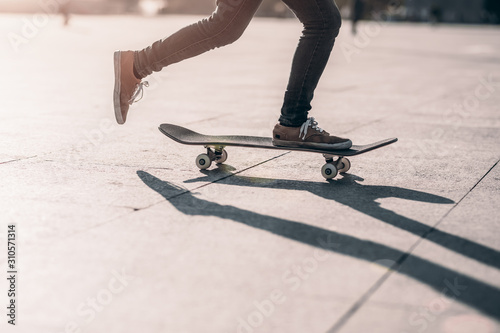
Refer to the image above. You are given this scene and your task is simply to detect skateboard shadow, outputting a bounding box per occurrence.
[137,170,500,320]
[184,169,500,271]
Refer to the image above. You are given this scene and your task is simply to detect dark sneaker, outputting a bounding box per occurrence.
[272,117,352,150]
[113,50,148,124]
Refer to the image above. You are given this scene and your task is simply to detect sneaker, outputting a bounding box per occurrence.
[113,50,148,124]
[272,117,352,150]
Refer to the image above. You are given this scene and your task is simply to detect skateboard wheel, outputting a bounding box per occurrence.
[321,163,338,180]
[215,149,228,164]
[338,157,351,173]
[196,154,212,170]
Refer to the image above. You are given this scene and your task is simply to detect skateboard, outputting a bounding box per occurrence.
[159,123,397,180]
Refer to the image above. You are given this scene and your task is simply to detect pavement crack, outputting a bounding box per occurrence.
[0,155,38,165]
[343,116,388,134]
[67,152,291,229]
[141,152,291,210]
[41,159,174,170]
[184,113,233,126]
[176,152,290,195]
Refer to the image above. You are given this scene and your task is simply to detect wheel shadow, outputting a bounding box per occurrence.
[137,170,500,319]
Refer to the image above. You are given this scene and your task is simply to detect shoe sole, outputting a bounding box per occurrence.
[272,139,353,150]
[113,51,124,125]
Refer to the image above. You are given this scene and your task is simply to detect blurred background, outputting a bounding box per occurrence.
[1,0,499,24]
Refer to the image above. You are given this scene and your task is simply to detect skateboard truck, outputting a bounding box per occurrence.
[196,145,229,169]
[322,154,351,179]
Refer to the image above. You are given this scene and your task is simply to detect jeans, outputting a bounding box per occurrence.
[135,0,341,127]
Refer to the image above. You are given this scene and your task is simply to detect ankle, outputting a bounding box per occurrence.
[278,123,300,128]
[132,63,141,80]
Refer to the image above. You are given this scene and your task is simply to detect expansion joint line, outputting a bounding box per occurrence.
[327,157,500,333]
[147,152,291,208]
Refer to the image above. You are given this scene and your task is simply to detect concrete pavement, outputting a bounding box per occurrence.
[1,14,500,333]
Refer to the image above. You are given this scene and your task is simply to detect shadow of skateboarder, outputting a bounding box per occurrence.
[137,170,500,320]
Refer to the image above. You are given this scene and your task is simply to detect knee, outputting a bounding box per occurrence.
[304,4,342,37]
[200,1,248,47]
[213,24,246,47]
[323,5,342,34]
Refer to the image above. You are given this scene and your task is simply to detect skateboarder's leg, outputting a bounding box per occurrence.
[114,0,262,124]
[134,0,263,78]
[279,0,341,127]
[272,0,351,149]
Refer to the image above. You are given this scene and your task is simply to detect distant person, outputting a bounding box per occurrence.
[429,4,442,25]
[113,0,352,150]
[351,0,365,35]
[59,0,71,26]
[485,0,500,23]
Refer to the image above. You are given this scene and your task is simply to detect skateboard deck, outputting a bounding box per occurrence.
[159,123,397,180]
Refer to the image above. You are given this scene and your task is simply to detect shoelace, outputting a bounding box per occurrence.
[128,81,149,105]
[299,117,324,140]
